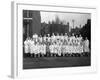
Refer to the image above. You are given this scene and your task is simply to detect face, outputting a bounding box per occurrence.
[48,34,50,37]
[65,33,67,36]
[52,33,54,36]
[61,34,63,36]
[72,33,74,36]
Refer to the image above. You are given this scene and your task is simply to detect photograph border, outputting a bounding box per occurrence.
[11,1,97,78]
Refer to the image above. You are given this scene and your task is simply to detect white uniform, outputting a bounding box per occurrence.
[34,43,38,55]
[78,36,82,45]
[49,44,53,53]
[24,40,29,54]
[57,44,61,56]
[60,35,64,41]
[79,46,83,53]
[38,44,41,54]
[40,44,43,54]
[53,44,58,54]
[68,37,72,54]
[47,37,51,42]
[56,35,60,40]
[39,37,43,43]
[51,35,56,42]
[65,36,68,45]
[62,45,66,54]
[43,44,46,55]
[37,43,41,54]
[43,36,47,42]
[73,38,78,53]
[84,39,89,52]
[30,40,34,54]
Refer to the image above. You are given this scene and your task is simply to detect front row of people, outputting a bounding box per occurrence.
[24,33,90,58]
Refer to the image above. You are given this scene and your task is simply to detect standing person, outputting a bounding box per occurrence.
[85,37,89,52]
[79,35,82,44]
[32,33,38,42]
[24,38,29,57]
[27,37,31,57]
[39,35,43,44]
[67,37,70,56]
[71,33,75,45]
[64,33,68,45]
[69,34,75,56]
[57,40,62,57]
[77,35,83,56]
[45,34,50,57]
[34,38,39,58]
[43,35,47,43]
[47,34,51,56]
[60,33,64,43]
[64,33,68,40]
[51,33,55,43]
[47,34,51,43]
[53,42,57,57]
[39,43,42,57]
[83,37,90,56]
[29,38,34,57]
[34,42,37,58]
[49,43,53,57]
[43,43,46,57]
[74,35,79,56]
[62,43,66,56]
[56,33,60,40]
[64,33,68,56]
[37,41,41,57]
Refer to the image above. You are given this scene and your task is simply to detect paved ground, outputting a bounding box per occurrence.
[23,56,91,69]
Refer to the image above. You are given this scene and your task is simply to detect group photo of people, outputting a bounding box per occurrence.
[24,33,90,58]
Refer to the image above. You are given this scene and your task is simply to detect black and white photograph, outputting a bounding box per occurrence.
[23,10,91,69]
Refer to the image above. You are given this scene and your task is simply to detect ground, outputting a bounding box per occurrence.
[23,56,91,69]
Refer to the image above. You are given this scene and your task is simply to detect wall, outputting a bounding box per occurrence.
[0,0,100,80]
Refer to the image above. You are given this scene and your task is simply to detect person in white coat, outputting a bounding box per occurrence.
[24,38,29,57]
[84,37,90,53]
[30,39,35,57]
